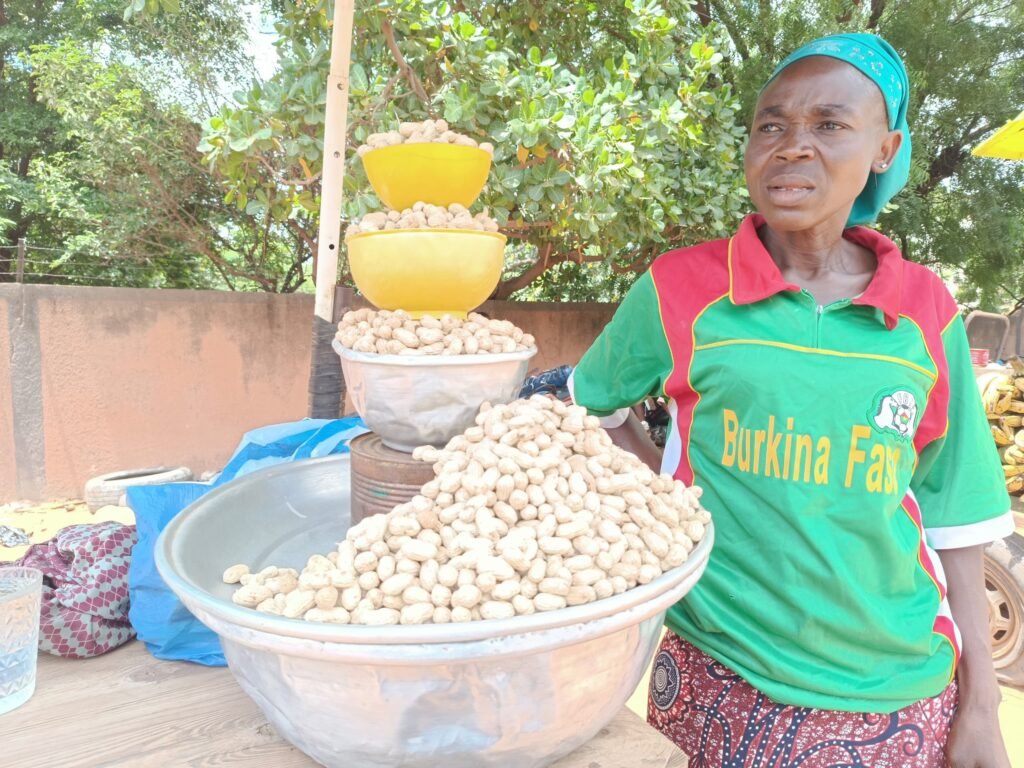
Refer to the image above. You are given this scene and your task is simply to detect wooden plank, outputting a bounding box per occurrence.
[550,708,688,768]
[0,642,686,768]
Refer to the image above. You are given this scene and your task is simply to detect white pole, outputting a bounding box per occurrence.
[309,0,356,418]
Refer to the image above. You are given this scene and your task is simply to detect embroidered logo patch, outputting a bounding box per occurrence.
[870,389,918,441]
[651,650,681,711]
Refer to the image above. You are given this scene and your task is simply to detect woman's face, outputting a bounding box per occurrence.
[744,56,902,233]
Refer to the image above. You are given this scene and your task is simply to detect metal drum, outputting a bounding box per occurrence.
[350,433,435,523]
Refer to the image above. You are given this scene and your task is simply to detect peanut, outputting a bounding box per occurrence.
[224,397,711,624]
[222,564,249,584]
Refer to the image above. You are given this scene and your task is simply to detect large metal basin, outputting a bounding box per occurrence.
[156,455,713,768]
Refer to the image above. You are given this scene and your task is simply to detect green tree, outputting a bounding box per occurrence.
[133,0,1024,308]
[1,0,309,290]
[197,0,749,301]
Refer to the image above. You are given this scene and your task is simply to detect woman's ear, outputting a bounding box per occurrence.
[874,129,903,173]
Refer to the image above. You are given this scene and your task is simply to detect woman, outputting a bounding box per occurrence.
[570,34,1014,767]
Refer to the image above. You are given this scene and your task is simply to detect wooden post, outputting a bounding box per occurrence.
[15,238,25,283]
[308,0,357,419]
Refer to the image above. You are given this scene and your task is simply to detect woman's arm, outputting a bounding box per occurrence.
[939,545,1011,768]
[604,410,663,472]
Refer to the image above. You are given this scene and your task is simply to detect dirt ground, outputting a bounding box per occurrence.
[0,499,135,562]
[3,499,1022,762]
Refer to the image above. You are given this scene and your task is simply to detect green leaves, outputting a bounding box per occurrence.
[189,0,747,299]
[8,5,305,293]
[123,0,180,21]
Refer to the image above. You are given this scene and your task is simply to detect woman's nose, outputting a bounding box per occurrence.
[774,127,816,162]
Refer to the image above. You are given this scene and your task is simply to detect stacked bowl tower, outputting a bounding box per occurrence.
[334,126,538,522]
[156,127,717,766]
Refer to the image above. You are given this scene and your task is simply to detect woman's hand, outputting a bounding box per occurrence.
[938,545,1011,768]
[603,409,663,472]
[946,702,1011,768]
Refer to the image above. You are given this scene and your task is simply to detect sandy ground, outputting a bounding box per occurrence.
[2,500,1021,762]
[0,499,135,562]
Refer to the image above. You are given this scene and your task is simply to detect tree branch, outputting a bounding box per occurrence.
[610,244,656,274]
[917,116,994,196]
[381,17,431,108]
[494,249,567,299]
[281,253,306,293]
[286,219,316,259]
[868,0,888,28]
[692,0,713,27]
[707,0,751,60]
[503,219,555,232]
[207,254,238,291]
[377,73,400,114]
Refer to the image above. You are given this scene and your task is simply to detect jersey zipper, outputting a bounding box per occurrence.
[798,290,851,348]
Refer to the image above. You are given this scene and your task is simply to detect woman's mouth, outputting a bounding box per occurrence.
[766,184,815,205]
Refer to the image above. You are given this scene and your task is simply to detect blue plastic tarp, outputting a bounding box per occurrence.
[127,416,367,666]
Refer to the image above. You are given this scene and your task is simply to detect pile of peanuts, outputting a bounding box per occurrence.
[346,203,499,236]
[357,119,494,156]
[224,397,711,625]
[335,309,536,356]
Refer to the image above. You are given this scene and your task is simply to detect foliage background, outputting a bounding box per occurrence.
[1,0,1022,310]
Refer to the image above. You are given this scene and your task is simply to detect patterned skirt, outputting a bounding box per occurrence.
[647,631,958,768]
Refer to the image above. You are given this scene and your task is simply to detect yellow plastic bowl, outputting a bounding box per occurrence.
[347,229,506,318]
[361,144,492,210]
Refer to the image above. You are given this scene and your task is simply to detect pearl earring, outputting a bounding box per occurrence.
[878,161,888,169]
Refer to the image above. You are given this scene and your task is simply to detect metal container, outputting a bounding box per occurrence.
[156,455,714,768]
[334,340,536,451]
[350,433,435,524]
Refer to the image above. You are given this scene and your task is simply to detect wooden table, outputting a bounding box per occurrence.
[0,641,688,767]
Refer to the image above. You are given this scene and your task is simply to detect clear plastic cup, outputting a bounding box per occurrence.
[0,567,42,715]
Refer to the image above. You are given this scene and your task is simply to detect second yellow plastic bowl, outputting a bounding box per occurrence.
[347,229,506,318]
[361,144,492,210]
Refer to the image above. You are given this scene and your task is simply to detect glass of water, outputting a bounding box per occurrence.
[0,567,42,715]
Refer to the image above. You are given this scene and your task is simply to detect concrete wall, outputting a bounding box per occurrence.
[2,285,616,501]
[1,285,316,500]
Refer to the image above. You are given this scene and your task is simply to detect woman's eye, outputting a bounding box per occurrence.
[758,123,782,133]
[820,121,844,130]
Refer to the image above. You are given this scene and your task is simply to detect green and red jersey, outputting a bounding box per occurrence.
[571,214,1013,712]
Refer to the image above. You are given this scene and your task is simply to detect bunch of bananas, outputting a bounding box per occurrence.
[979,359,1024,495]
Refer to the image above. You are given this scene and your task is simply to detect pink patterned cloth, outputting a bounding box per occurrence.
[648,631,958,768]
[15,523,137,658]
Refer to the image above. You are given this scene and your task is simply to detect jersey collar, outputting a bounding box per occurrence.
[728,213,904,330]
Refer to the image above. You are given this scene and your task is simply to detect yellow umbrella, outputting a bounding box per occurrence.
[973,111,1024,160]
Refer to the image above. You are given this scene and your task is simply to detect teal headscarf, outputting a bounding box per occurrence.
[765,33,912,227]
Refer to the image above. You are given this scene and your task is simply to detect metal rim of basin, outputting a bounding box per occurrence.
[333,341,538,367]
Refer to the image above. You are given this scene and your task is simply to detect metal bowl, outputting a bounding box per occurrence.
[156,455,714,768]
[334,340,537,451]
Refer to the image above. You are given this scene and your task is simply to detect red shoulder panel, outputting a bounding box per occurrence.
[898,261,960,455]
[650,237,732,483]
